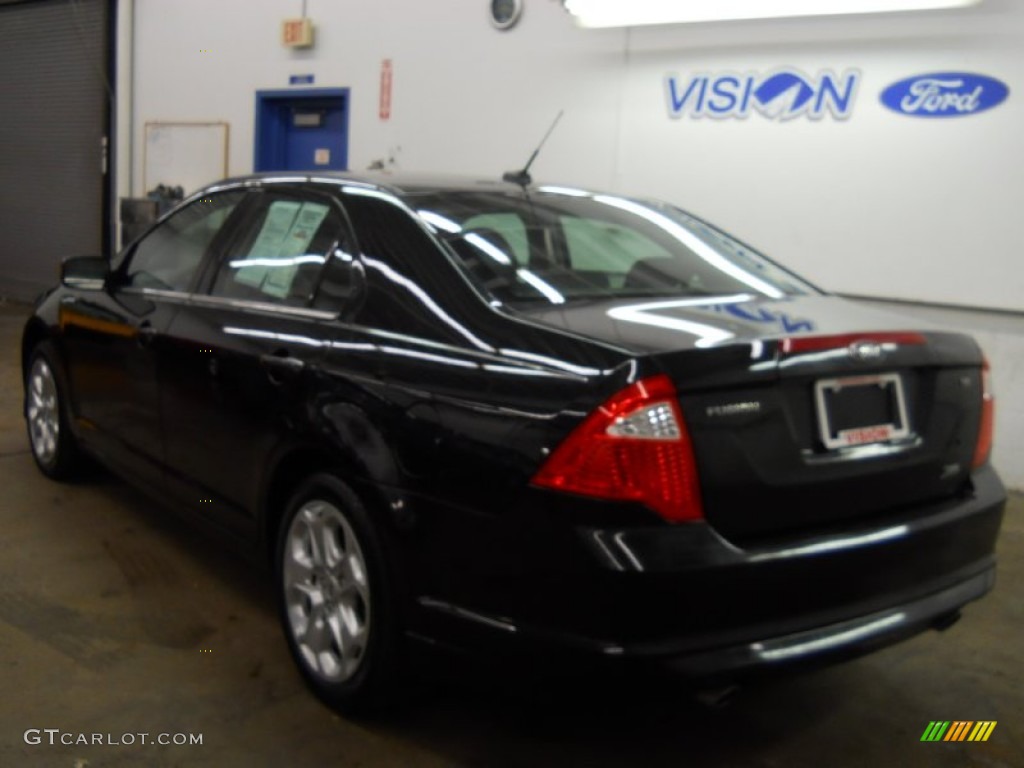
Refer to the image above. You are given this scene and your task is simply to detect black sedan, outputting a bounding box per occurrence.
[23,173,1005,712]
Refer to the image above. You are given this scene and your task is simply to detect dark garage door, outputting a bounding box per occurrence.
[0,0,109,301]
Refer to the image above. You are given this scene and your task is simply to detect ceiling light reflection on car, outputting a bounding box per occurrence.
[752,612,907,662]
[607,295,750,347]
[222,327,324,347]
[227,254,326,269]
[379,345,479,369]
[342,185,418,215]
[362,256,495,352]
[481,364,565,378]
[417,210,463,234]
[326,341,376,353]
[750,525,910,563]
[326,339,483,371]
[593,195,785,299]
[536,185,592,198]
[465,233,513,265]
[516,269,566,304]
[499,348,605,378]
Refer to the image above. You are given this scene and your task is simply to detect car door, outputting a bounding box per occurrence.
[158,185,352,537]
[59,189,249,487]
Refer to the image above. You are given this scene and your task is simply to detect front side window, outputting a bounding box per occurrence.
[210,192,343,307]
[124,191,245,292]
[410,189,818,306]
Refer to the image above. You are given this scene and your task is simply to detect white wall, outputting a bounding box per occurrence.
[614,7,1024,313]
[125,0,1022,486]
[128,0,1023,311]
[128,0,625,192]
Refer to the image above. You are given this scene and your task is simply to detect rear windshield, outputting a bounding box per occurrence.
[408,187,817,306]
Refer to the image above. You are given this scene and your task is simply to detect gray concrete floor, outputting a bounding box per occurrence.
[0,301,1020,768]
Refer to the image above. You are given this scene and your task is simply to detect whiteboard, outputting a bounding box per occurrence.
[143,122,229,196]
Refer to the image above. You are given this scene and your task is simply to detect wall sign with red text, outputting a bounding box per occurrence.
[379,59,393,121]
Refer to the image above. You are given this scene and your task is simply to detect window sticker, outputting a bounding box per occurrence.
[234,201,330,298]
[261,202,330,298]
[235,201,302,288]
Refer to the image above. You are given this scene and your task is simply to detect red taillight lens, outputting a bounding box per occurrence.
[971,358,995,469]
[531,374,704,522]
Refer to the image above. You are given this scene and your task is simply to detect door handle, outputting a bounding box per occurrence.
[260,351,305,385]
[136,320,157,347]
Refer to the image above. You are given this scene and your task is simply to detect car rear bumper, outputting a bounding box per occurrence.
[411,465,1005,679]
[662,564,993,681]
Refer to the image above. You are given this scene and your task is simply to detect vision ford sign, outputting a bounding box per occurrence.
[666,69,860,120]
[880,73,1009,118]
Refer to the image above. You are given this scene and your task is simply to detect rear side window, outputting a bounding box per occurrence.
[124,191,245,292]
[341,190,473,345]
[210,192,343,307]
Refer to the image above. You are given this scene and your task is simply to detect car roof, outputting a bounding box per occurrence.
[202,171,544,199]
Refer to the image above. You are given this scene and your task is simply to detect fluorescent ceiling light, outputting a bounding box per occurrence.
[562,0,981,27]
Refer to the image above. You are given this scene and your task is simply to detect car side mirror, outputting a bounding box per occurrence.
[61,255,109,290]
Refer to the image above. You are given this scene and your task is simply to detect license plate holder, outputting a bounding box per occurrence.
[814,373,910,450]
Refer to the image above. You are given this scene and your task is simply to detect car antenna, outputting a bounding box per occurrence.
[502,110,564,187]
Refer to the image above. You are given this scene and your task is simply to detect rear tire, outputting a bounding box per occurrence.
[25,341,85,480]
[276,473,402,715]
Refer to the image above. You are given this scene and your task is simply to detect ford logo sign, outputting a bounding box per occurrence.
[880,72,1009,118]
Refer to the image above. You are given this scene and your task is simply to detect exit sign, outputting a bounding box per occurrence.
[282,18,314,48]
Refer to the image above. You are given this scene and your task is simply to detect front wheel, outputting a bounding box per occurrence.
[276,473,401,714]
[25,342,84,480]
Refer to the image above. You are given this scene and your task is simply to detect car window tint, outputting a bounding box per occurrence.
[211,195,342,307]
[125,191,245,292]
[342,192,470,345]
[410,190,818,305]
[462,212,530,266]
[562,216,671,282]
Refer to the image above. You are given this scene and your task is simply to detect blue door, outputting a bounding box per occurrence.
[254,88,350,172]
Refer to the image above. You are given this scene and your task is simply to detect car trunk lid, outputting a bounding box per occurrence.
[517,295,987,541]
[674,329,984,542]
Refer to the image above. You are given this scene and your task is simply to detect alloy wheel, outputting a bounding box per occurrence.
[27,358,60,465]
[282,500,372,683]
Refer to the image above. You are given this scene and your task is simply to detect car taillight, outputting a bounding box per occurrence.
[971,358,995,469]
[531,374,704,522]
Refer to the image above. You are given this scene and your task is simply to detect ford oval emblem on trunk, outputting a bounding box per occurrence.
[849,341,885,363]
[880,72,1009,118]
